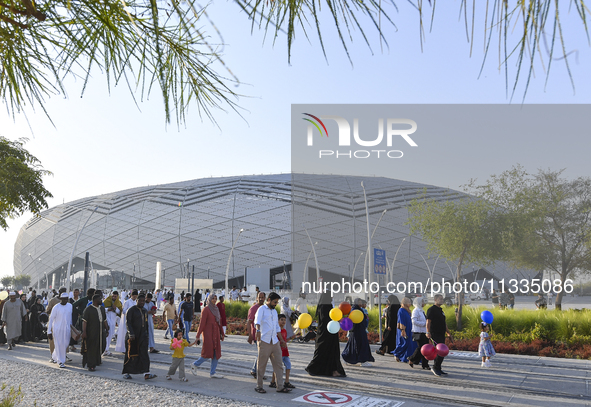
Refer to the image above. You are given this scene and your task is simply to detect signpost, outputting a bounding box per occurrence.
[374,248,386,342]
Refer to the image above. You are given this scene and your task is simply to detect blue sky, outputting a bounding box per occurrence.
[1,1,590,280]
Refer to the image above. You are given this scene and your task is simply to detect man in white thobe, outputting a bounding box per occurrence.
[115,290,137,352]
[1,292,26,350]
[103,291,122,356]
[47,293,73,368]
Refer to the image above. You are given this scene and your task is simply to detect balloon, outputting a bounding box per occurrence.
[327,320,341,334]
[297,313,312,329]
[0,291,7,300]
[339,317,353,331]
[421,344,437,360]
[339,302,352,316]
[172,338,182,349]
[436,343,449,357]
[329,307,343,321]
[349,309,364,324]
[481,310,494,324]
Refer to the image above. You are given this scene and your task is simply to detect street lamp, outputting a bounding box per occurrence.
[225,228,244,298]
[304,228,320,288]
[66,206,98,292]
[303,241,318,288]
[389,238,407,283]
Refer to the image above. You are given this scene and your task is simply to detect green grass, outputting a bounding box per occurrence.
[223,301,591,344]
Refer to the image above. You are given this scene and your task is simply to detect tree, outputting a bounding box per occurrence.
[469,166,591,310]
[0,137,52,230]
[1,1,587,125]
[1,275,14,288]
[407,194,507,330]
[14,274,31,290]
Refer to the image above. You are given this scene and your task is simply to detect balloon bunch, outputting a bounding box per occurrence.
[420,341,449,360]
[324,302,366,335]
[172,338,183,349]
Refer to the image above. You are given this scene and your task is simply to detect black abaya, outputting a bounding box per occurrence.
[122,306,150,374]
[305,293,346,377]
[378,298,400,354]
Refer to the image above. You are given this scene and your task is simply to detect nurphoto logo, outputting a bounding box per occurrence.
[303,113,418,159]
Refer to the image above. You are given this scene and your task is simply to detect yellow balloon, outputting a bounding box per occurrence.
[298,313,312,329]
[329,307,343,321]
[349,309,364,324]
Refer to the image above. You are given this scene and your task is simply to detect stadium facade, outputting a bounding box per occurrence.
[14,174,529,292]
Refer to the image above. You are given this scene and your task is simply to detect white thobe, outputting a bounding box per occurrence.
[104,307,120,353]
[115,298,136,352]
[47,303,72,364]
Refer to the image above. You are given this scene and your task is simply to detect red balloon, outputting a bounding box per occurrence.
[421,344,437,360]
[436,343,449,357]
[339,302,352,316]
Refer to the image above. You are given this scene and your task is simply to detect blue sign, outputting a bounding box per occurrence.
[374,248,387,275]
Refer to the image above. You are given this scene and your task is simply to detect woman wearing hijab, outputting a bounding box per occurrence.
[376,295,400,355]
[342,298,374,366]
[30,296,45,341]
[19,293,30,343]
[281,297,295,340]
[305,293,346,377]
[408,296,430,369]
[191,294,225,378]
[393,297,417,363]
[194,289,202,314]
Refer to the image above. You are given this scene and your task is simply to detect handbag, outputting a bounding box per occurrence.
[70,324,81,341]
[412,332,423,341]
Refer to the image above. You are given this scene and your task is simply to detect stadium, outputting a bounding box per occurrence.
[13,174,528,293]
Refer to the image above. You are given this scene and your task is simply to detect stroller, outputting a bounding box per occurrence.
[37,312,49,341]
[295,321,318,343]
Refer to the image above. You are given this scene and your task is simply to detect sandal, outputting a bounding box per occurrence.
[88,367,96,372]
[375,350,385,356]
[180,377,189,382]
[284,382,296,389]
[408,361,414,368]
[254,387,266,394]
[166,375,172,380]
[144,374,157,380]
[277,387,292,393]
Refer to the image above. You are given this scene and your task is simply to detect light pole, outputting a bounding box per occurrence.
[304,228,320,288]
[66,206,98,292]
[44,272,48,292]
[351,251,365,285]
[360,181,376,306]
[303,242,318,289]
[389,238,407,283]
[225,228,244,298]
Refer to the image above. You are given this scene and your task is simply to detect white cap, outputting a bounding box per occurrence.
[60,292,69,298]
[8,291,16,296]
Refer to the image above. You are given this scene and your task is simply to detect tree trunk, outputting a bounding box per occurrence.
[555,273,567,311]
[455,248,467,331]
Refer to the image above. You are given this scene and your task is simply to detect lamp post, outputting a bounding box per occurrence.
[302,242,317,289]
[304,228,320,288]
[389,238,407,283]
[225,228,244,298]
[351,251,365,285]
[44,272,48,292]
[66,206,98,292]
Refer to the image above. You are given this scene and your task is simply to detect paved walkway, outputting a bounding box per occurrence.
[1,330,590,407]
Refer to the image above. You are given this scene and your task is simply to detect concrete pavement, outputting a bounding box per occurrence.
[1,329,590,407]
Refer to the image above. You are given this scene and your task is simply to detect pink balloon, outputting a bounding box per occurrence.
[421,344,437,360]
[436,343,449,357]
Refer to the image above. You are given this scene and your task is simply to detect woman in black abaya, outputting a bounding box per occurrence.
[305,293,346,377]
[376,295,400,355]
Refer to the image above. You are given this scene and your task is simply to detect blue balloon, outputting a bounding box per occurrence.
[327,320,341,334]
[481,310,494,324]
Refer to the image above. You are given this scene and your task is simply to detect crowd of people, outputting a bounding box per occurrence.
[1,285,477,394]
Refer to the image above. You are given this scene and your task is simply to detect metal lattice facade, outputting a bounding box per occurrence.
[14,174,529,290]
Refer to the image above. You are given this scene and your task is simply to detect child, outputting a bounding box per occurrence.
[478,322,495,368]
[270,314,296,389]
[167,329,193,381]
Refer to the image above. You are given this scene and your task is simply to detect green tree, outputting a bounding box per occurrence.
[407,194,508,330]
[1,1,587,125]
[0,276,14,288]
[14,274,31,290]
[469,166,591,310]
[0,137,52,230]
